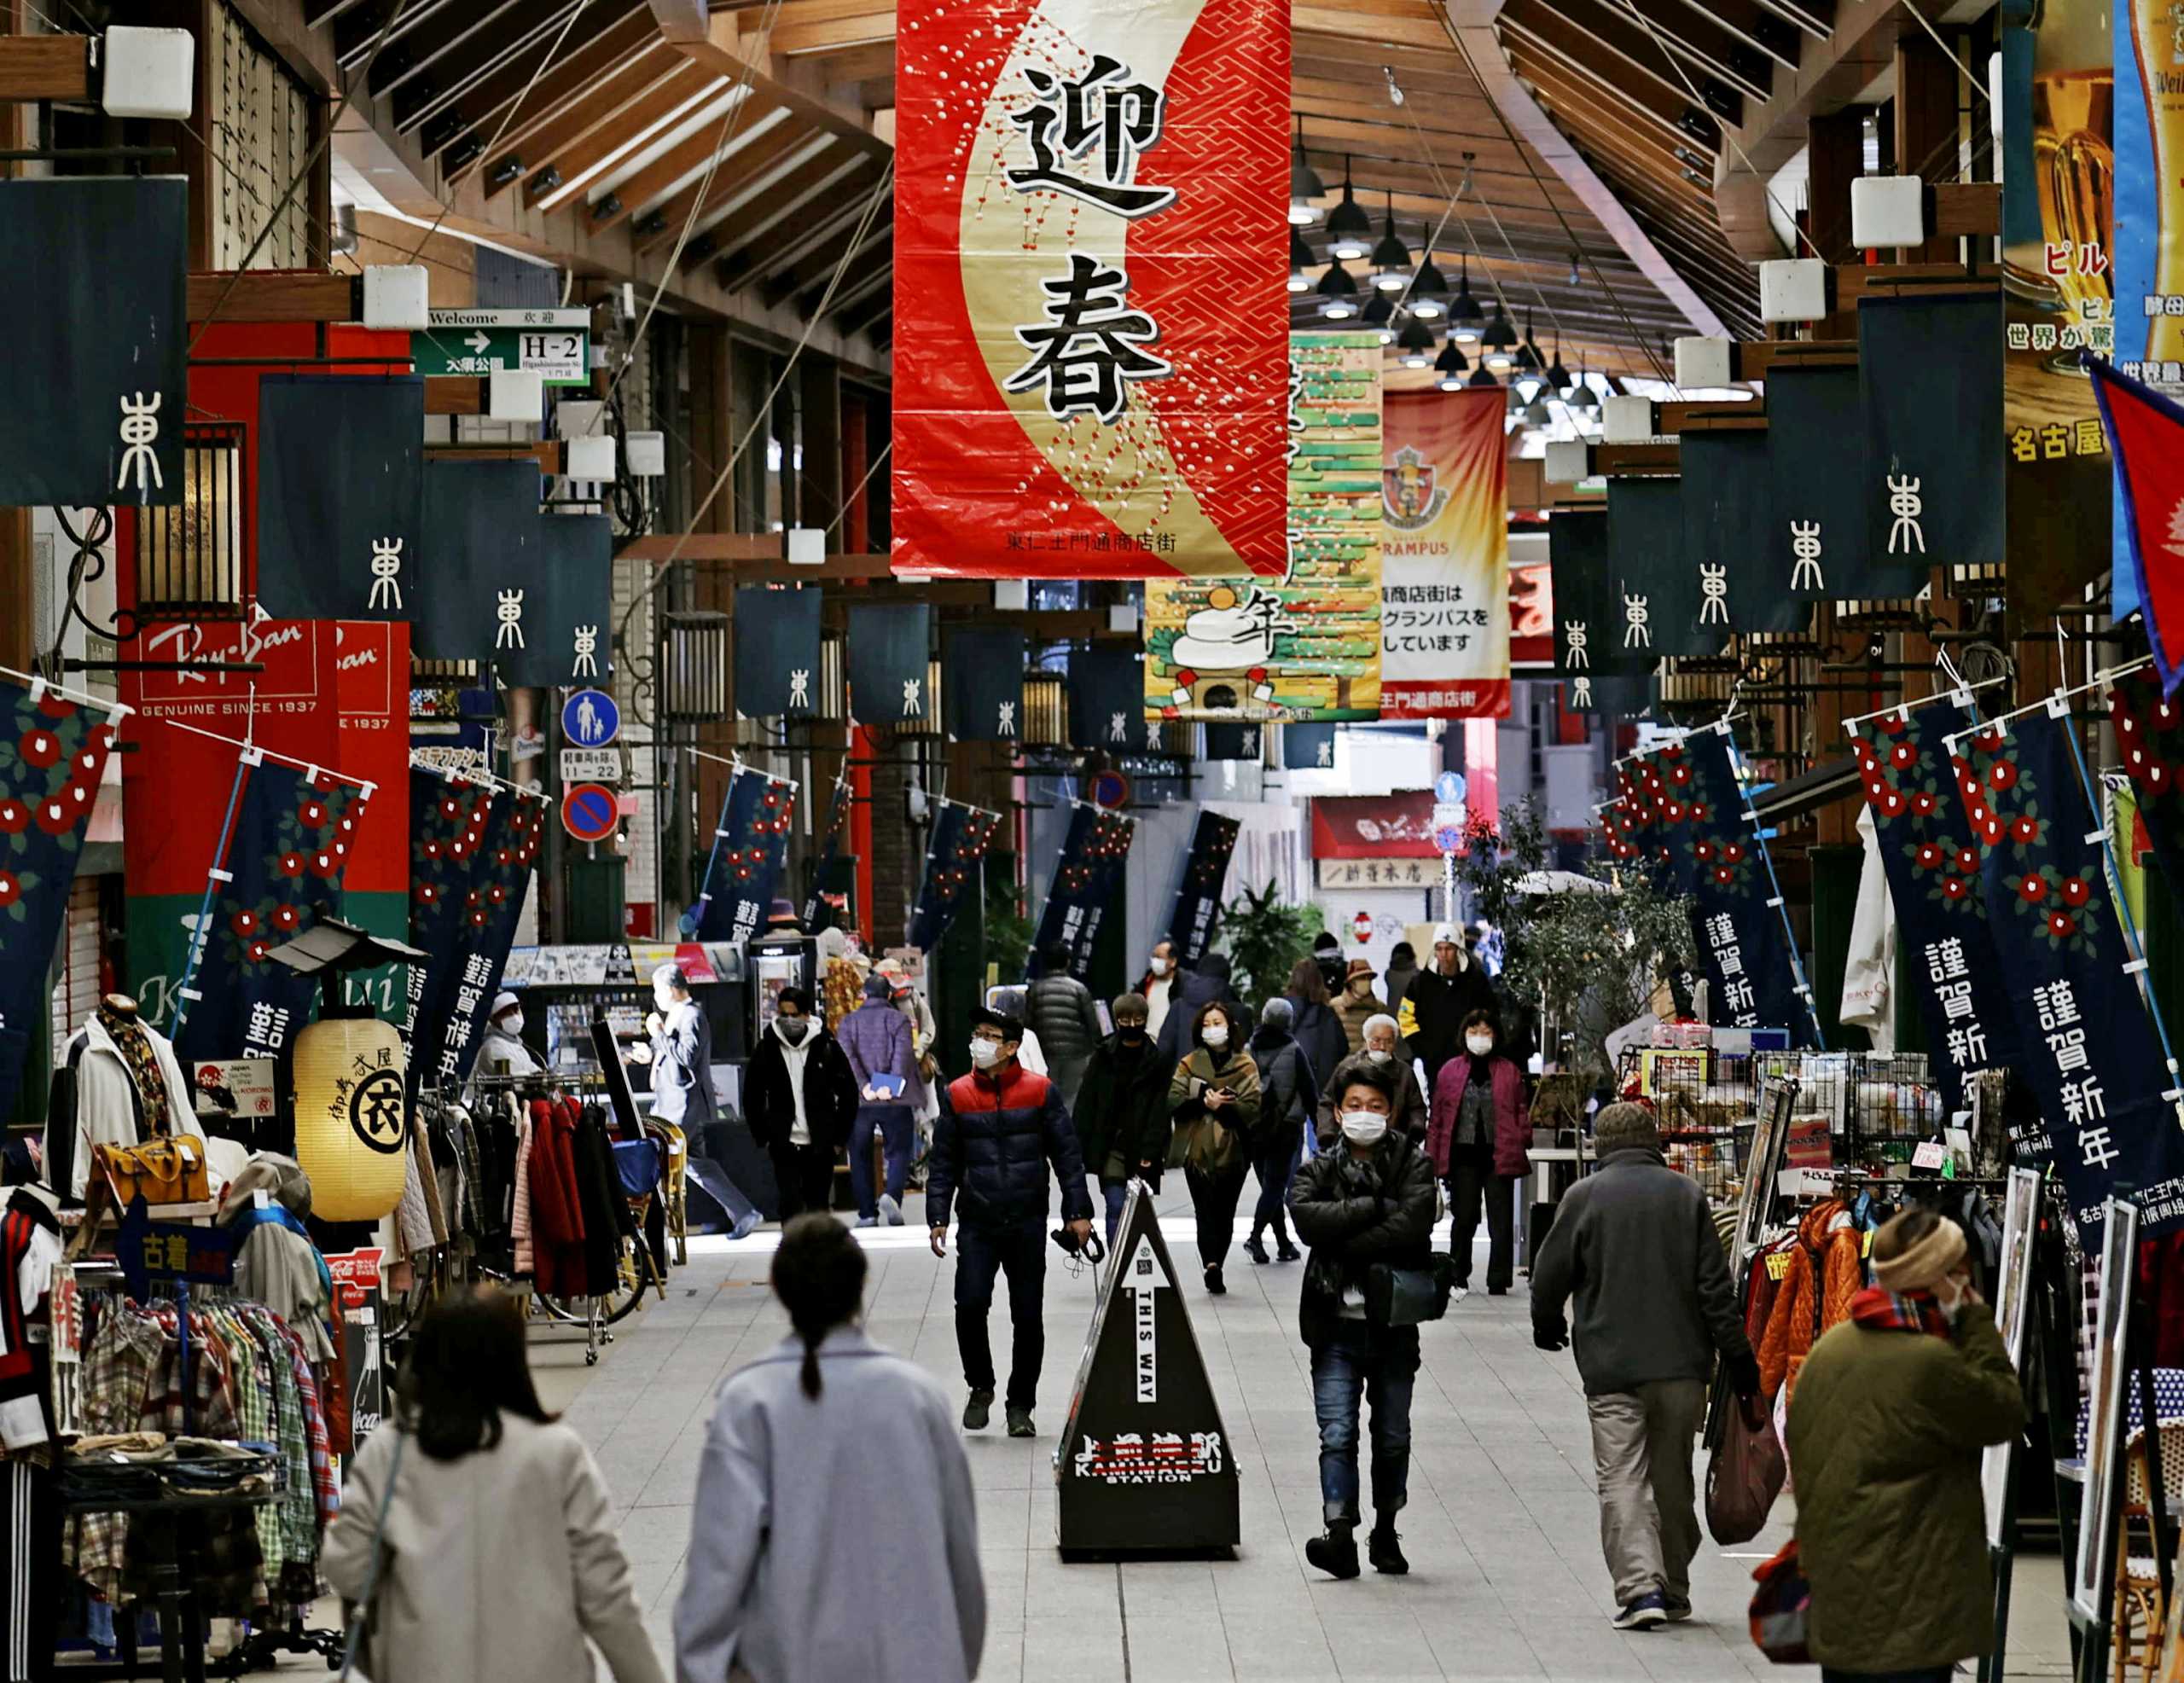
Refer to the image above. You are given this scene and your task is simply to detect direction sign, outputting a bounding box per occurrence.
[562,782,619,843]
[415,309,591,386]
[562,688,619,747]
[1435,770,1467,804]
[561,747,619,784]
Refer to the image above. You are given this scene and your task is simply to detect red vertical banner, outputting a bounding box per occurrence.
[1379,389,1511,718]
[892,0,1291,577]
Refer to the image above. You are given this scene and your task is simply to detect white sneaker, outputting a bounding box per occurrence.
[879,1194,903,1226]
[1453,1286,1470,1303]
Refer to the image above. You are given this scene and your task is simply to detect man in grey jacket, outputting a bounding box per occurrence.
[1531,1102,1761,1632]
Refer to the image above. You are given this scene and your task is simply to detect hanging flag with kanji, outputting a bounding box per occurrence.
[1167,810,1240,966]
[909,800,1003,953]
[1031,804,1136,978]
[2110,666,2184,890]
[892,0,1290,577]
[1377,386,1507,718]
[171,761,373,1064]
[800,776,853,934]
[424,789,548,1087]
[400,769,499,1071]
[0,677,117,1113]
[2088,356,2184,694]
[689,769,797,943]
[1849,700,2019,1116]
[1953,707,2184,1241]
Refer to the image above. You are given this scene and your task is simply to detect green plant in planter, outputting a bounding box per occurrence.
[983,876,1034,984]
[1217,879,1322,1004]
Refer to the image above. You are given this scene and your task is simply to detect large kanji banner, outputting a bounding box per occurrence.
[892,0,1289,577]
[1380,388,1509,718]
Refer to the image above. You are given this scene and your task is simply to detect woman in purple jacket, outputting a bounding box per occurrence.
[840,973,919,1226]
[1425,1010,1531,1298]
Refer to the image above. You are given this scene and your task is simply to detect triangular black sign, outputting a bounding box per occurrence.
[1057,1181,1240,1556]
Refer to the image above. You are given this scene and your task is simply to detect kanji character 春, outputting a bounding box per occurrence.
[1005,254,1172,423]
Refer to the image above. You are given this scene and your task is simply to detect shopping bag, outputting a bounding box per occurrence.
[1747,1538,1812,1664]
[1706,1392,1786,1544]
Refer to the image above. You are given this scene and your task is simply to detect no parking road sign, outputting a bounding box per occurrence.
[562,782,619,844]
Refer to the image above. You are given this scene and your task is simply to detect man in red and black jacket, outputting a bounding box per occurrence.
[929,1004,1093,1439]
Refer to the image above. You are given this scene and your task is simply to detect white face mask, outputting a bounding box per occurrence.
[1150,955,1172,976]
[1366,1047,1392,1064]
[496,1012,525,1037]
[969,1036,1004,1070]
[1467,1034,1495,1056]
[1340,1111,1388,1146]
[1202,1024,1229,1049]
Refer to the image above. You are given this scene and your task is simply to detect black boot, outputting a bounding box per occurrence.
[1306,1522,1361,1580]
[1368,1523,1409,1576]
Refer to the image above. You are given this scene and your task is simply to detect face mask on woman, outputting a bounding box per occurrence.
[1466,1033,1495,1057]
[969,1036,1004,1069]
[1339,1111,1388,1146]
[1202,1023,1229,1050]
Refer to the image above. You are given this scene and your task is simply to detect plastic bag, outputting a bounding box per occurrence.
[1705,1393,1786,1545]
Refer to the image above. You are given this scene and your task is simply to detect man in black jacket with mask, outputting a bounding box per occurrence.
[1288,1063,1438,1581]
[1399,921,1498,1085]
[1072,992,1172,1242]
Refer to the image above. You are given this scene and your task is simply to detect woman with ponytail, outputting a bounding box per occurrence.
[676,1215,987,1683]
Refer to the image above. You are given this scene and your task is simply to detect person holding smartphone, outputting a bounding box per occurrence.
[1165,1001,1262,1296]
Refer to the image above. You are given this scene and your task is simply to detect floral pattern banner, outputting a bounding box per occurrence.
[400,769,499,1068]
[424,790,547,1088]
[0,678,117,1112]
[690,770,797,944]
[1953,708,2184,1239]
[2111,667,2184,885]
[1167,810,1240,966]
[172,760,372,1064]
[1850,702,2019,1117]
[909,801,1003,954]
[1031,804,1137,979]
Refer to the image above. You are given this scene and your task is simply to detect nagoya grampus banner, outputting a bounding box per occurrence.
[0,679,117,1112]
[2089,357,2184,691]
[1954,709,2184,1242]
[1031,804,1136,978]
[691,769,799,943]
[1167,810,1240,965]
[423,791,548,1088]
[1380,388,1509,718]
[891,0,1289,577]
[171,762,373,1064]
[1849,701,2018,1115]
[1673,729,1814,1042]
[1143,333,1382,721]
[909,800,1003,954]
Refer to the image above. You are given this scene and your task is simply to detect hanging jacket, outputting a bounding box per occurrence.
[527,1099,589,1300]
[1426,1053,1531,1179]
[1757,1198,1865,1397]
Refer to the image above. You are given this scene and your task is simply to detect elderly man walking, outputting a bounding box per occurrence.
[1531,1103,1761,1631]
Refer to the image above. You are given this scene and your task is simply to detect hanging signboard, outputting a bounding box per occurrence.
[1310,792,1440,859]
[1141,333,1382,720]
[1057,1182,1240,1553]
[891,0,1290,578]
[411,309,591,385]
[1379,387,1509,718]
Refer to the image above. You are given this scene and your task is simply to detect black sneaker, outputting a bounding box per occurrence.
[961,1389,993,1431]
[1243,1234,1270,1265]
[1305,1529,1361,1580]
[1275,1239,1301,1262]
[1368,1526,1409,1576]
[1005,1404,1035,1438]
[1204,1264,1227,1295]
[1663,1594,1693,1623]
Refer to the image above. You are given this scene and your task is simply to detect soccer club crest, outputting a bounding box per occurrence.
[1381,445,1449,532]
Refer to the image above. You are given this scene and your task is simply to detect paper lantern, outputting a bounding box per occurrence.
[291,1010,409,1222]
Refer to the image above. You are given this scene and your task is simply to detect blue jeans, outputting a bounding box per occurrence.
[682,1156,759,1231]
[1310,1324,1416,1525]
[1249,1123,1302,1245]
[954,1216,1047,1409]
[1101,1181,1130,1245]
[850,1104,913,1218]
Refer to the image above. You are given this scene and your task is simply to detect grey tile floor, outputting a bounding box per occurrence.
[357,1186,2077,1680]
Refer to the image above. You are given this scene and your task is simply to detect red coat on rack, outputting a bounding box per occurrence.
[527,1098,589,1298]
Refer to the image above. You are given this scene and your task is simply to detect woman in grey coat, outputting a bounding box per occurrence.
[677,1216,986,1683]
[323,1287,665,1683]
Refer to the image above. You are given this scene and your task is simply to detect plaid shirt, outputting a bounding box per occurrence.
[218,1308,283,1575]
[67,1304,166,1599]
[270,1316,338,1531]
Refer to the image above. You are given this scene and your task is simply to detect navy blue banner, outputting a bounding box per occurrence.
[1069,646,1142,754]
[909,800,1002,954]
[945,628,1026,742]
[1849,701,2020,1117]
[690,769,797,943]
[1675,729,1815,1042]
[1283,723,1336,770]
[426,790,547,1087]
[801,776,851,933]
[1168,811,1240,966]
[400,770,498,1071]
[846,604,930,726]
[1681,430,1804,634]
[255,376,425,622]
[1859,294,2001,581]
[172,761,373,1062]
[1955,709,2184,1240]
[1202,723,1264,762]
[735,585,822,719]
[1030,804,1136,979]
[1607,477,1712,658]
[0,680,116,1112]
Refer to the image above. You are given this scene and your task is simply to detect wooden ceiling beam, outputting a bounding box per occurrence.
[522,59,716,205]
[397,0,586,135]
[1611,0,1774,104]
[1293,3,1456,49]
[366,0,532,98]
[810,39,897,81]
[765,213,890,303]
[413,3,653,143]
[771,11,897,54]
[694,148,879,270]
[479,38,670,192]
[1503,23,1710,146]
[635,117,817,252]
[591,88,781,229]
[1512,46,1713,169]
[669,26,895,162]
[1500,0,1709,124]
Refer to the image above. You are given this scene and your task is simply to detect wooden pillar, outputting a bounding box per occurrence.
[1896,32,1961,262]
[1807,108,1864,340]
[799,358,842,543]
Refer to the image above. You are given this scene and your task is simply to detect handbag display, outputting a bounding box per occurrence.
[1747,1538,1812,1664]
[1705,1393,1786,1545]
[1365,1256,1459,1327]
[93,1135,211,1206]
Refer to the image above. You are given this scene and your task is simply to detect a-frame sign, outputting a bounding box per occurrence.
[1055,1179,1240,1555]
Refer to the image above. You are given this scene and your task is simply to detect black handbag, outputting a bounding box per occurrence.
[1366,1255,1459,1327]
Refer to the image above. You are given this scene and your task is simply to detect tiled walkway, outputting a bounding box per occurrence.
[461,1186,2071,1680]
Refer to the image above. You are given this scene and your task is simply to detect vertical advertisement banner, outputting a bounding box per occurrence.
[1166,810,1240,965]
[1849,704,2019,1115]
[425,791,548,1088]
[1142,333,1382,719]
[2007,0,2112,615]
[891,0,1289,577]
[909,801,1003,955]
[1954,711,2184,1240]
[691,770,799,943]
[1676,732,1813,1041]
[402,771,497,1070]
[1031,804,1136,978]
[1379,387,1509,718]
